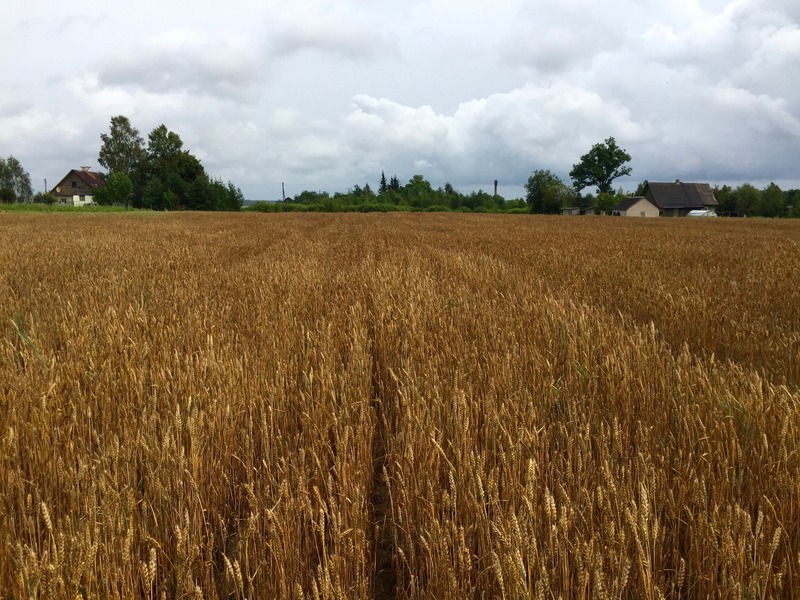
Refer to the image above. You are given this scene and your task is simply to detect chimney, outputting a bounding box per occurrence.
[493,180,498,196]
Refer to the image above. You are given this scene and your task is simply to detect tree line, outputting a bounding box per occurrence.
[248,173,528,213]
[251,137,636,214]
[2,131,798,216]
[711,183,800,218]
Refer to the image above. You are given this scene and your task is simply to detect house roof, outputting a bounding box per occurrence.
[645,182,718,209]
[51,168,106,195]
[613,196,652,212]
[74,169,105,189]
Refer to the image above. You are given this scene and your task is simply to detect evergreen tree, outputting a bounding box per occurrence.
[379,171,388,195]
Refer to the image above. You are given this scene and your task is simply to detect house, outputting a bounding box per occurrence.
[642,181,718,217]
[51,167,105,206]
[612,196,659,217]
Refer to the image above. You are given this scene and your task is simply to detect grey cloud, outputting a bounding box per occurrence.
[503,1,625,74]
[269,22,394,61]
[0,100,31,119]
[501,31,598,75]
[95,31,264,101]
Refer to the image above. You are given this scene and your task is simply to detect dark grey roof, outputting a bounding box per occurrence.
[613,196,650,211]
[74,169,105,189]
[646,182,718,209]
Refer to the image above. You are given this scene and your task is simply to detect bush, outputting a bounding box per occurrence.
[246,202,310,213]
[0,187,16,203]
[32,192,57,205]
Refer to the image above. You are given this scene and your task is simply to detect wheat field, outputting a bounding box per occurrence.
[1,212,798,599]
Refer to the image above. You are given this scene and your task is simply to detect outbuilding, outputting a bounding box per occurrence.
[612,196,659,217]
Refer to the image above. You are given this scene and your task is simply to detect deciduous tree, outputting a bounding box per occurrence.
[0,155,32,202]
[733,183,761,217]
[570,137,632,194]
[94,172,134,207]
[98,116,145,177]
[147,124,184,169]
[713,185,734,215]
[402,174,434,208]
[525,169,568,214]
[761,182,784,218]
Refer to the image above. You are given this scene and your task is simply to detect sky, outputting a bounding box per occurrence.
[2,0,798,200]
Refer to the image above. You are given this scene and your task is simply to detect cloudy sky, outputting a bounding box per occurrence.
[2,0,798,200]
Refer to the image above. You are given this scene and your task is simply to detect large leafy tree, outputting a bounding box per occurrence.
[786,189,800,218]
[402,174,434,208]
[147,124,184,169]
[761,182,784,218]
[142,125,198,210]
[0,155,33,202]
[98,116,146,177]
[570,137,632,195]
[714,185,735,215]
[525,169,573,214]
[733,183,762,217]
[94,172,134,207]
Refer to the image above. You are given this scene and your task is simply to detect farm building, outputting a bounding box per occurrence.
[561,206,596,216]
[612,196,659,217]
[642,181,718,217]
[51,167,105,206]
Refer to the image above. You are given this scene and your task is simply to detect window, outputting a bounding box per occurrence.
[641,212,645,217]
[71,181,77,188]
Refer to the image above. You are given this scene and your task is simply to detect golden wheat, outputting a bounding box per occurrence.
[0,212,798,598]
